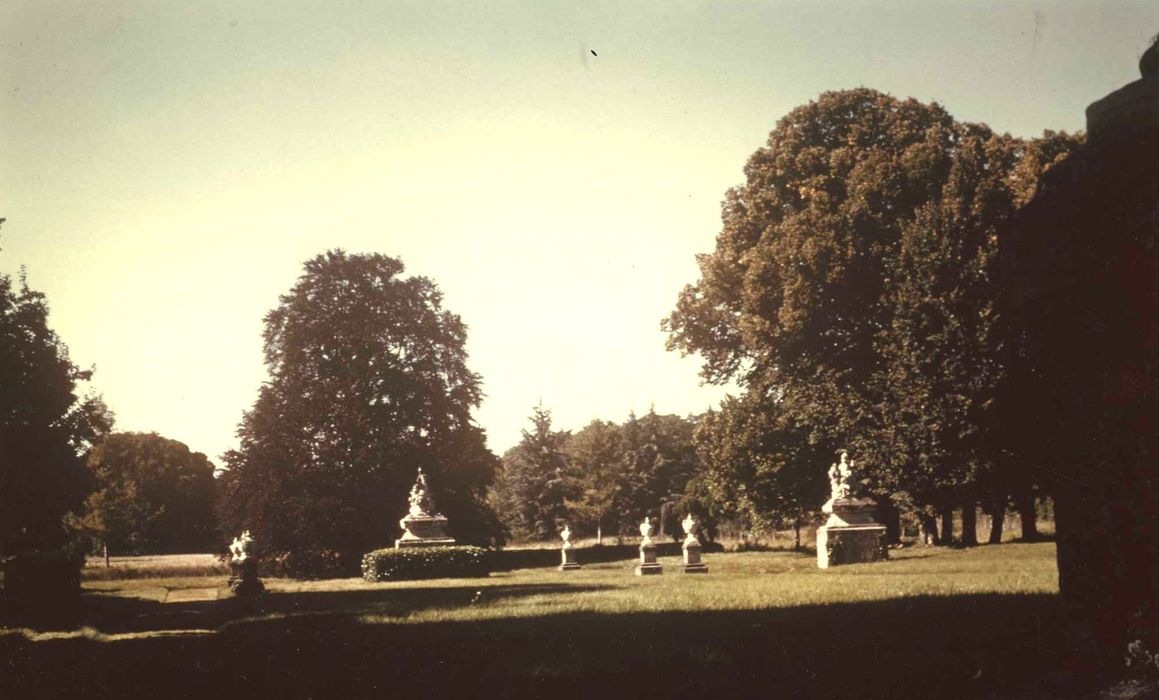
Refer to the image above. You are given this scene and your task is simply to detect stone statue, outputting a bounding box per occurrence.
[229,530,253,562]
[639,516,654,543]
[408,468,435,517]
[828,451,854,501]
[681,514,698,541]
[559,522,580,570]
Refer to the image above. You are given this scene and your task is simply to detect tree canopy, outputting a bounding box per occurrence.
[1,257,113,555]
[217,250,502,556]
[73,432,217,555]
[663,89,1081,536]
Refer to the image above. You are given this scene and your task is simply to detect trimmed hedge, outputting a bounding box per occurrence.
[488,541,725,571]
[362,546,490,582]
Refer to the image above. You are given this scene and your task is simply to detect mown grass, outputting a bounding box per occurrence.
[4,543,1095,699]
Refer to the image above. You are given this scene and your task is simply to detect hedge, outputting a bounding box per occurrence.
[361,546,490,582]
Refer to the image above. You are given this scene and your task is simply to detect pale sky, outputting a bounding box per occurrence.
[2,1,1155,462]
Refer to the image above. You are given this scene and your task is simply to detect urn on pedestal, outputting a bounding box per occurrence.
[227,530,265,597]
[681,514,708,574]
[558,523,581,571]
[634,517,663,576]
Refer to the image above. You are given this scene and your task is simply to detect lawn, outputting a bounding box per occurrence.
[2,543,1093,698]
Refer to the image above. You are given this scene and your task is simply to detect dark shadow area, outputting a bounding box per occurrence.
[3,591,1103,699]
[77,582,619,634]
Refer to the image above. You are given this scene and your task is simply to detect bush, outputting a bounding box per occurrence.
[361,546,490,582]
[265,549,361,579]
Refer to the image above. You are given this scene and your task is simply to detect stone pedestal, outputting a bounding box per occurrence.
[559,543,581,571]
[635,541,662,576]
[228,557,265,597]
[816,498,888,569]
[682,538,708,574]
[396,513,456,548]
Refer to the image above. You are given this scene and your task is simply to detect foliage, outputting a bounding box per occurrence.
[663,88,1081,532]
[217,250,503,558]
[361,545,490,581]
[1,253,114,555]
[561,419,622,543]
[72,432,216,555]
[265,548,359,580]
[491,404,572,541]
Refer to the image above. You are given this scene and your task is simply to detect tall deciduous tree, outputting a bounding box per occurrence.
[74,432,216,555]
[664,89,1078,540]
[1,253,113,555]
[217,250,502,556]
[562,419,622,544]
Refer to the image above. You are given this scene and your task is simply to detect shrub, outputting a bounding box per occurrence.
[361,546,490,582]
[265,549,360,579]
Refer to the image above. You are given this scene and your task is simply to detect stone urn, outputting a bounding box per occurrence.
[635,517,662,576]
[681,514,708,574]
[396,468,456,548]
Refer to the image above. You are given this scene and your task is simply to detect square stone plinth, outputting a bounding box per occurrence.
[817,524,888,569]
[635,563,663,576]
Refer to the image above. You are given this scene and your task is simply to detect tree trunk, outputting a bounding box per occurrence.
[960,502,978,547]
[103,541,110,568]
[878,500,901,545]
[793,520,801,550]
[1016,492,1040,541]
[939,508,954,546]
[918,515,939,546]
[596,522,602,546]
[987,497,1005,544]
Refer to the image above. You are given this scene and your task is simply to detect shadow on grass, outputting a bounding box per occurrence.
[2,590,1092,699]
[78,582,619,634]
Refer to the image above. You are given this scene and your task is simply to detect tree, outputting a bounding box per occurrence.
[695,391,826,548]
[73,432,216,556]
[562,419,622,544]
[1,254,113,555]
[491,404,572,541]
[217,250,502,558]
[664,89,1078,539]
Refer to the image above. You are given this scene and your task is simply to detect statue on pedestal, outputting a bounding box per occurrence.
[681,514,708,574]
[396,468,456,548]
[816,450,887,569]
[227,530,264,596]
[558,523,581,571]
[635,517,662,576]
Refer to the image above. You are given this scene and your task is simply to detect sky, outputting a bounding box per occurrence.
[2,1,1156,462]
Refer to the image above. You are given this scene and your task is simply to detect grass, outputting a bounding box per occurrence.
[3,542,1112,699]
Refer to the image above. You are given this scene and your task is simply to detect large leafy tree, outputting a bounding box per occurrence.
[664,89,1077,538]
[73,432,216,555]
[217,250,502,554]
[1,246,113,555]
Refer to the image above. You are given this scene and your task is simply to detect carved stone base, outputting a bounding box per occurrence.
[636,542,662,575]
[396,513,457,548]
[817,524,888,569]
[559,546,581,571]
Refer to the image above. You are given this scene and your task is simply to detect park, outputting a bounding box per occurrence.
[1,5,1156,699]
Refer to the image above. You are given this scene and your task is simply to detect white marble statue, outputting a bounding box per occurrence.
[229,530,253,562]
[828,451,854,501]
[561,523,573,543]
[408,468,434,516]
